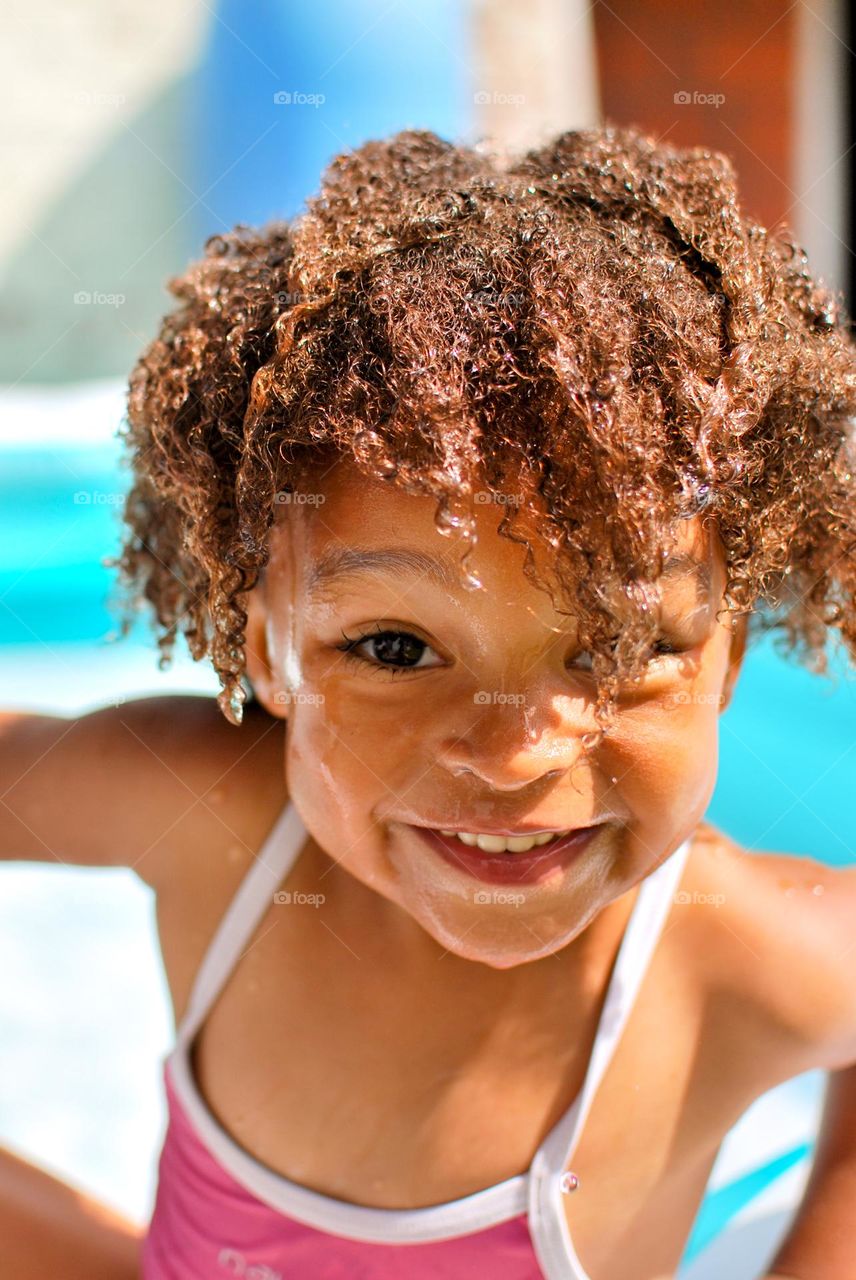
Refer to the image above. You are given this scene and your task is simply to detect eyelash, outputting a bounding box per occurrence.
[335,625,438,678]
[335,627,688,677]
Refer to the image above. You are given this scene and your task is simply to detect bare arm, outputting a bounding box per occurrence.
[698,859,856,1280]
[757,1060,856,1280]
[0,697,285,1271]
[0,695,285,889]
[0,1142,142,1280]
[756,868,856,1280]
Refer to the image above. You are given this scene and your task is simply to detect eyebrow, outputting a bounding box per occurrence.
[659,551,712,595]
[307,546,462,594]
[307,545,712,596]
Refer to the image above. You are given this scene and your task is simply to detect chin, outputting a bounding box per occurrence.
[409,899,590,968]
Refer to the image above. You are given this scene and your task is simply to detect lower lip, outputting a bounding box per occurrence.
[408,825,603,886]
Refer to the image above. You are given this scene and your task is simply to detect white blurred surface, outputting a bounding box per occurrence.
[0,2,205,262]
[0,863,169,1225]
[0,638,218,1225]
[0,377,127,448]
[679,1072,825,1277]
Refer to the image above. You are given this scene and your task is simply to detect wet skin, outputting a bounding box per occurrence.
[244,455,748,975]
[4,458,855,1279]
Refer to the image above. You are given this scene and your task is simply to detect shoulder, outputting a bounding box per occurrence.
[680,822,856,1072]
[116,693,288,893]
[129,696,290,1027]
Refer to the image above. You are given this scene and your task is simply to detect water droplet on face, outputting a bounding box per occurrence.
[352,429,399,478]
[812,883,825,895]
[434,501,471,536]
[353,428,376,453]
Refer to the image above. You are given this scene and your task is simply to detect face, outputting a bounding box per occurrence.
[245,457,747,970]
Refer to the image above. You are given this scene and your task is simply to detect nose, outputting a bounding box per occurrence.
[437,692,593,791]
[447,763,565,791]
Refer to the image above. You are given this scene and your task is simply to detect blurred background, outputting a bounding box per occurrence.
[1,2,853,1276]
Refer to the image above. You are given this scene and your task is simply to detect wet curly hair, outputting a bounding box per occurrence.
[109,122,856,729]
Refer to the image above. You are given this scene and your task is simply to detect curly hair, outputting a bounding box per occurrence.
[108,122,856,729]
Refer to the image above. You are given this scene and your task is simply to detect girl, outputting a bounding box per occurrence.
[3,123,856,1279]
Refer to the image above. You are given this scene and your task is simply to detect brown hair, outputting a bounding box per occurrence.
[109,123,856,729]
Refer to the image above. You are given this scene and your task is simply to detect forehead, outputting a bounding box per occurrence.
[273,455,716,596]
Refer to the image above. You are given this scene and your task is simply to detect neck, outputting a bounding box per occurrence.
[312,837,641,1033]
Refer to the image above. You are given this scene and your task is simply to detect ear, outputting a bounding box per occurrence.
[243,581,289,720]
[719,612,749,714]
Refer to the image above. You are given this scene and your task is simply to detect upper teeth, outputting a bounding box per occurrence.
[439,829,570,853]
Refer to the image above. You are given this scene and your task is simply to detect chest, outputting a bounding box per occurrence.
[154,822,805,1280]
[172,920,754,1280]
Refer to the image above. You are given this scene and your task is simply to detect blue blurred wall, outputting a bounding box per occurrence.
[192,0,471,232]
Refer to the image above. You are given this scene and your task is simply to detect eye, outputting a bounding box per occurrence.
[335,625,444,676]
[567,636,684,673]
[650,638,683,657]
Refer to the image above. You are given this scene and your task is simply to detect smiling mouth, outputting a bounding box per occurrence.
[434,828,574,854]
[408,823,604,885]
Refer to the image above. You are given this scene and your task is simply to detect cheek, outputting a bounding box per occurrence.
[600,690,722,826]
[284,696,409,832]
[284,708,409,896]
[299,658,443,775]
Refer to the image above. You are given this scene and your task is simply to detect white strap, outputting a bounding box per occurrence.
[176,802,304,1044]
[528,835,693,1279]
[561,836,692,1169]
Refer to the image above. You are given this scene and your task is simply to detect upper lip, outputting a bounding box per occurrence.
[406,819,604,837]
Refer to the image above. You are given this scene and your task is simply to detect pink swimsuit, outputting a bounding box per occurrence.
[141,802,692,1279]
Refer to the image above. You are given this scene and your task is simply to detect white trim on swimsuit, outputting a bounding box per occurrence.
[165,800,692,1278]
